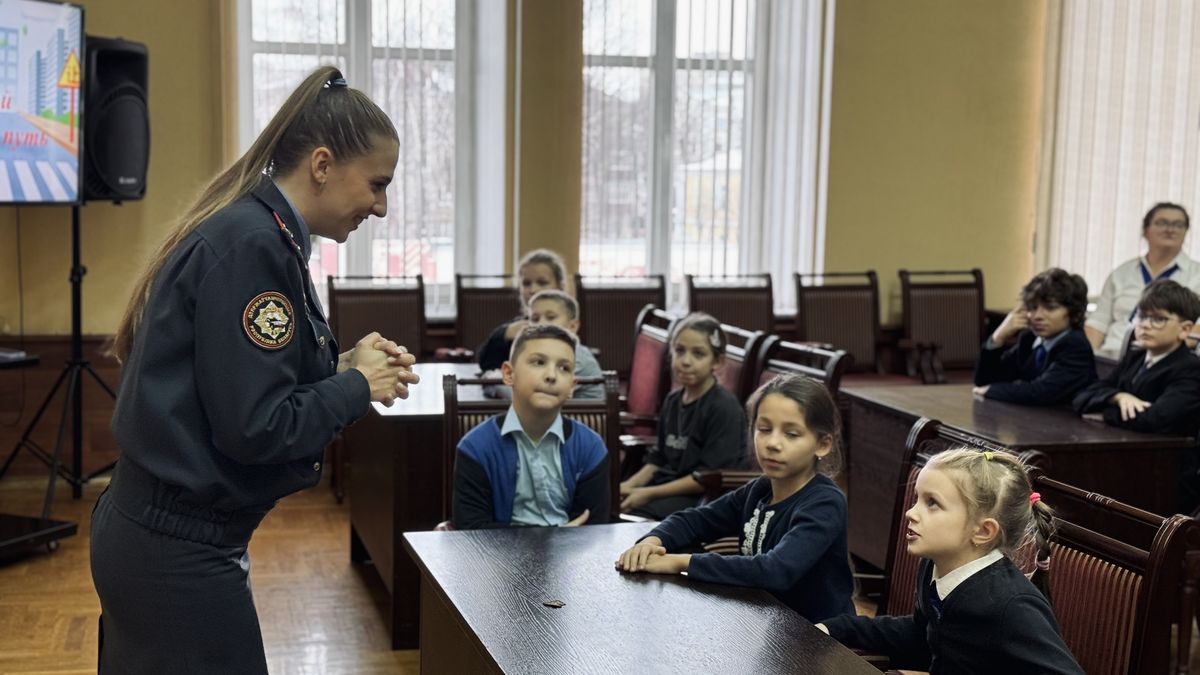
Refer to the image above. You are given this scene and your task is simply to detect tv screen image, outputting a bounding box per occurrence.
[0,0,82,204]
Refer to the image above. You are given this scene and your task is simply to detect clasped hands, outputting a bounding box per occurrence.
[340,331,420,406]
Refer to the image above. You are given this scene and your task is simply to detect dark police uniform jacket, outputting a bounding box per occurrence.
[110,180,371,528]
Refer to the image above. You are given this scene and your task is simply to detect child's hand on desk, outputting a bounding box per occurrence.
[814,623,830,635]
[615,537,666,572]
[972,385,990,398]
[639,553,690,575]
[1112,392,1151,421]
[620,487,654,511]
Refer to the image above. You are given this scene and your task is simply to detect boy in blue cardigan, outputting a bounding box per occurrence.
[452,324,610,529]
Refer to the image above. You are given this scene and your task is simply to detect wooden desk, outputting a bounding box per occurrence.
[844,384,1195,569]
[349,361,483,649]
[404,523,880,674]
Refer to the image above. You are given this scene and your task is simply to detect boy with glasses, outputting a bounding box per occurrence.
[1073,279,1200,433]
[1075,280,1200,511]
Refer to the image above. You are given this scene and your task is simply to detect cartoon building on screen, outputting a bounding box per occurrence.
[0,1,82,203]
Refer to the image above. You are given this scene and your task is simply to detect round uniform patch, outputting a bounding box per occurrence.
[243,292,295,349]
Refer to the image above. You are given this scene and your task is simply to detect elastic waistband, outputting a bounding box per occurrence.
[108,460,271,547]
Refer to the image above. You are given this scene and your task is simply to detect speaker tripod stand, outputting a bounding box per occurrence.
[0,206,116,512]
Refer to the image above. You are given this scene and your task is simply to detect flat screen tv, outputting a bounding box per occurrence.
[0,0,83,205]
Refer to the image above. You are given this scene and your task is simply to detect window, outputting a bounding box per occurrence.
[580,0,834,311]
[1041,0,1200,293]
[239,0,492,314]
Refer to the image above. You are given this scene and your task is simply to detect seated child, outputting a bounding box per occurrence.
[973,268,1096,405]
[618,312,747,519]
[485,290,604,400]
[477,249,568,372]
[1073,279,1200,512]
[615,374,855,622]
[818,449,1084,674]
[453,324,611,529]
[1072,279,1200,436]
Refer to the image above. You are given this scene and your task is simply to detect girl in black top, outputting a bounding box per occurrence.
[91,67,418,674]
[616,374,855,622]
[818,449,1083,675]
[618,312,746,518]
[476,248,569,371]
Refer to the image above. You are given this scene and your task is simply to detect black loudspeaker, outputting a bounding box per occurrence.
[83,36,148,203]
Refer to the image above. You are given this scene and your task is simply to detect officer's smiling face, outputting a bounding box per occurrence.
[316,135,399,243]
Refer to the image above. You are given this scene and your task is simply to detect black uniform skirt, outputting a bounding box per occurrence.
[90,464,273,675]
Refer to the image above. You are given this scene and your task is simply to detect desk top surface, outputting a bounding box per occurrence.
[843,384,1193,450]
[404,523,878,675]
[372,361,484,418]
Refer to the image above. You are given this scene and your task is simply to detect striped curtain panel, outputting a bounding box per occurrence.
[1044,0,1200,292]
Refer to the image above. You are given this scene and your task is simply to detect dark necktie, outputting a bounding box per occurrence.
[1033,344,1047,372]
[926,580,944,621]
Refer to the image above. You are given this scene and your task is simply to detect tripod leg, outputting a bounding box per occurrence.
[43,368,80,519]
[0,366,71,480]
[84,363,118,400]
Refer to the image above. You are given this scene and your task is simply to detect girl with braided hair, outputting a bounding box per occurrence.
[817,448,1083,674]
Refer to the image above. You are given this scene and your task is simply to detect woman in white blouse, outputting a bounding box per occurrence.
[1086,202,1200,358]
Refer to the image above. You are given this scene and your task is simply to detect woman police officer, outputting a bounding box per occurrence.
[90,66,418,673]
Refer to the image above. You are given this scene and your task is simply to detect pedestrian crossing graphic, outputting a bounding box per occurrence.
[0,158,78,202]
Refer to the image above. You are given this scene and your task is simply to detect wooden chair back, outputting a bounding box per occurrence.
[575,274,666,378]
[455,273,522,351]
[328,275,426,357]
[442,372,622,523]
[754,338,852,396]
[685,273,774,333]
[625,305,676,433]
[715,322,768,402]
[899,268,986,370]
[795,271,881,373]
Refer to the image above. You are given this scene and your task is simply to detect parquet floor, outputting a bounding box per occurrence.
[0,474,419,675]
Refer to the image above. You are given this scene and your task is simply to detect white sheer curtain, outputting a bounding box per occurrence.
[1041,0,1200,293]
[741,0,834,311]
[579,0,833,312]
[237,0,498,314]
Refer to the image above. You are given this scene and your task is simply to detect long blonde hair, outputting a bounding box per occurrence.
[109,66,398,362]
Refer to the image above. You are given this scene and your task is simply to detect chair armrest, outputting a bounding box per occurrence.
[618,513,657,524]
[691,469,763,502]
[620,412,659,428]
[849,649,893,672]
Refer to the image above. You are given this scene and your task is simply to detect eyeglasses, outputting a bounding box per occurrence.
[1133,313,1176,329]
[1150,218,1189,231]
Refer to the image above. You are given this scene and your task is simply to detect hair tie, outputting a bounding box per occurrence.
[1035,555,1050,571]
[983,451,994,461]
[1029,492,1042,506]
[327,76,348,88]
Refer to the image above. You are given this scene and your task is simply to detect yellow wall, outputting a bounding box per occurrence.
[0,0,223,336]
[508,0,583,278]
[824,0,1047,322]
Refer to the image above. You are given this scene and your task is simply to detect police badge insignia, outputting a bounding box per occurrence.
[244,291,294,349]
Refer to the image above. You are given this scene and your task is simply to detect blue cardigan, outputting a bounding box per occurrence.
[455,411,609,526]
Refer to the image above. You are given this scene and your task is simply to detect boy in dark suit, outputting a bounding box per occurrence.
[973,268,1096,405]
[1073,280,1200,511]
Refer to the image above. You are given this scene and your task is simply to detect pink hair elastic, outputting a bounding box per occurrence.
[1029,492,1042,505]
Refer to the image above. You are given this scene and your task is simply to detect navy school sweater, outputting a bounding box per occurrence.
[823,556,1083,674]
[642,474,855,622]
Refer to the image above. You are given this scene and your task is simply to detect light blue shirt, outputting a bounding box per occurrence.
[502,407,570,526]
